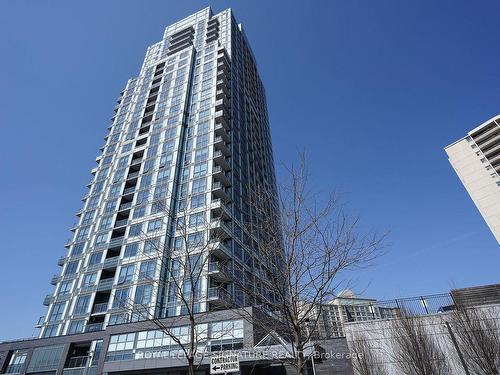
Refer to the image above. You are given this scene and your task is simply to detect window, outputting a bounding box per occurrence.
[144,237,161,253]
[192,178,206,193]
[87,196,100,209]
[118,264,135,284]
[48,302,66,322]
[144,159,156,172]
[58,281,73,295]
[139,261,156,280]
[42,324,59,338]
[193,162,207,177]
[189,212,205,227]
[4,350,27,374]
[154,184,168,199]
[89,252,103,265]
[187,232,204,248]
[105,200,117,213]
[129,223,143,237]
[136,190,150,204]
[108,313,128,326]
[95,232,108,245]
[67,320,85,334]
[195,147,208,162]
[76,226,90,241]
[134,284,153,305]
[71,242,85,256]
[133,205,147,219]
[157,168,170,183]
[82,273,97,287]
[124,243,139,258]
[159,153,173,167]
[147,219,163,232]
[27,346,65,372]
[113,288,130,308]
[81,210,95,225]
[65,261,79,275]
[107,333,136,352]
[140,174,153,188]
[190,194,205,208]
[74,295,91,315]
[99,215,114,230]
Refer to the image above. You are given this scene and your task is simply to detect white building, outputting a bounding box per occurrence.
[445,115,500,244]
[307,290,399,339]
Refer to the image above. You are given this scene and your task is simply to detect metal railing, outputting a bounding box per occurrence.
[97,278,114,291]
[92,303,108,314]
[66,356,89,369]
[85,322,104,333]
[338,293,456,322]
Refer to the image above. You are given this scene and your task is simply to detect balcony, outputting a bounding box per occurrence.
[214,136,231,156]
[43,294,54,306]
[123,186,136,195]
[118,202,132,211]
[208,262,231,282]
[216,69,230,83]
[211,219,232,239]
[103,256,120,269]
[214,109,230,129]
[212,166,231,187]
[212,181,231,202]
[127,171,140,180]
[114,219,128,228]
[211,199,231,220]
[85,322,105,333]
[209,240,231,260]
[51,274,61,285]
[213,150,231,171]
[214,123,230,142]
[207,287,231,308]
[65,356,89,369]
[97,278,114,291]
[92,303,108,315]
[216,86,230,103]
[58,256,67,266]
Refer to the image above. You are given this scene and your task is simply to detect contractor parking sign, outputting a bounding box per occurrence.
[210,352,240,374]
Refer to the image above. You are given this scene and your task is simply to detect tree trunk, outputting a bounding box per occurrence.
[187,356,195,375]
[296,345,306,375]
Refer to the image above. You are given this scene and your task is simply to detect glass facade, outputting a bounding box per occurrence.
[39,7,279,339]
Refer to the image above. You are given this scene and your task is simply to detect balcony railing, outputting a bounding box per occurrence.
[114,219,128,228]
[103,256,120,269]
[118,202,132,211]
[92,303,108,314]
[66,356,89,369]
[35,315,45,327]
[127,171,140,180]
[123,186,136,195]
[207,287,231,306]
[108,237,124,248]
[43,294,54,306]
[97,278,114,291]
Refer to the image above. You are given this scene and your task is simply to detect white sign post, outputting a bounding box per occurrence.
[210,352,240,374]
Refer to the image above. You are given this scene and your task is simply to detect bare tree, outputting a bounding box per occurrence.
[349,333,388,375]
[390,314,451,375]
[448,304,500,375]
[231,155,385,375]
[115,196,229,375]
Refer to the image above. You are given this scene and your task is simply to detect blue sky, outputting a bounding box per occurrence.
[0,0,499,340]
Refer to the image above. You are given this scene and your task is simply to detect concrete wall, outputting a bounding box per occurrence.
[343,305,500,374]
